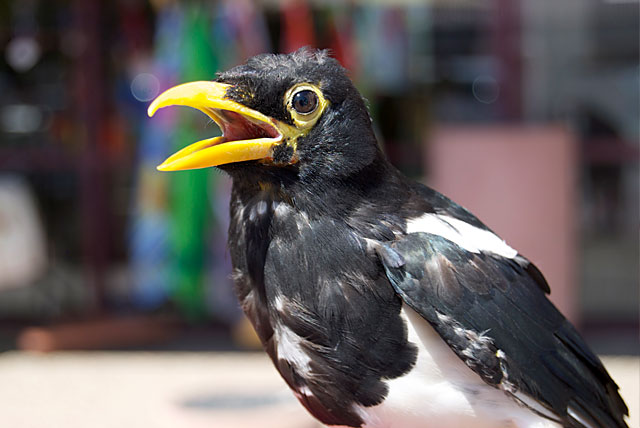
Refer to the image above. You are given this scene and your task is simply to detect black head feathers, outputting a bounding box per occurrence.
[217,48,380,181]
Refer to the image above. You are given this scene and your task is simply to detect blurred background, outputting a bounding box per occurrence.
[0,0,637,427]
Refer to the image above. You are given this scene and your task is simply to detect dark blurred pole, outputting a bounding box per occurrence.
[75,0,108,313]
[491,0,522,121]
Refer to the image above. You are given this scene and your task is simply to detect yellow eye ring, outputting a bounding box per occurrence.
[284,83,329,129]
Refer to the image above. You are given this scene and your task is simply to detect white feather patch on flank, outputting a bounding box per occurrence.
[355,306,561,428]
[406,213,518,259]
[276,324,312,374]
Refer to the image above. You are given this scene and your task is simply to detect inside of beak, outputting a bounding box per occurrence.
[147,81,284,171]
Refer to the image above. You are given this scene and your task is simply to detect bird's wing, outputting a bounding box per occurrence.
[376,231,628,428]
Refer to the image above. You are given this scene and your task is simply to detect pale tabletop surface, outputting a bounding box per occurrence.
[0,351,637,428]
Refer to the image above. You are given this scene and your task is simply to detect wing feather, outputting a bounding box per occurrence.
[379,232,628,428]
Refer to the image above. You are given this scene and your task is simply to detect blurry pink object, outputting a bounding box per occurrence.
[426,125,578,323]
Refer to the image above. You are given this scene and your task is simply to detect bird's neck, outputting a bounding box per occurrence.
[228,152,405,221]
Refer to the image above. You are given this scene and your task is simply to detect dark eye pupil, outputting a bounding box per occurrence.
[292,90,318,114]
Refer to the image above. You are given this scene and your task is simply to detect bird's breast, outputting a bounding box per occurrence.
[229,195,419,427]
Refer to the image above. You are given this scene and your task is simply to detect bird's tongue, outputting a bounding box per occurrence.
[218,110,281,143]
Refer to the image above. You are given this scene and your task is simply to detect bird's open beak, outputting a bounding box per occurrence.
[148,81,296,171]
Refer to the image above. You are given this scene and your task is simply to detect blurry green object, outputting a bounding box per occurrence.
[169,4,220,321]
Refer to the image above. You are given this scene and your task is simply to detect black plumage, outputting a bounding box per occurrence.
[150,48,628,428]
[382,233,627,427]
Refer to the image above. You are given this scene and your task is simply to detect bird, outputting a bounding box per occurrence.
[148,48,628,428]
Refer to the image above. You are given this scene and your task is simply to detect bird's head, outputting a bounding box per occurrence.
[148,48,379,181]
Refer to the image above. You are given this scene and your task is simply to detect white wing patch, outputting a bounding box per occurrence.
[406,213,518,259]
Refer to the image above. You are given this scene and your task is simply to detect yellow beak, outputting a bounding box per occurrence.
[147,81,293,171]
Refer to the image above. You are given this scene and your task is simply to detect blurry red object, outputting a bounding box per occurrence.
[280,0,315,53]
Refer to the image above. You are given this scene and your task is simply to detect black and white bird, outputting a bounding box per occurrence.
[148,49,628,428]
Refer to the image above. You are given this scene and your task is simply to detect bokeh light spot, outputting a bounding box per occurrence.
[6,37,41,72]
[130,73,160,102]
[1,104,43,133]
[472,75,500,104]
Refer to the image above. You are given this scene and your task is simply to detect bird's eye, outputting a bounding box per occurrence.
[284,84,327,129]
[292,90,318,115]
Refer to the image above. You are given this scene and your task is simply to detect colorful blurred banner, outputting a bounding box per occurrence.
[214,0,271,65]
[129,1,270,321]
[353,5,409,94]
[167,3,222,321]
[129,4,183,310]
[280,0,316,53]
